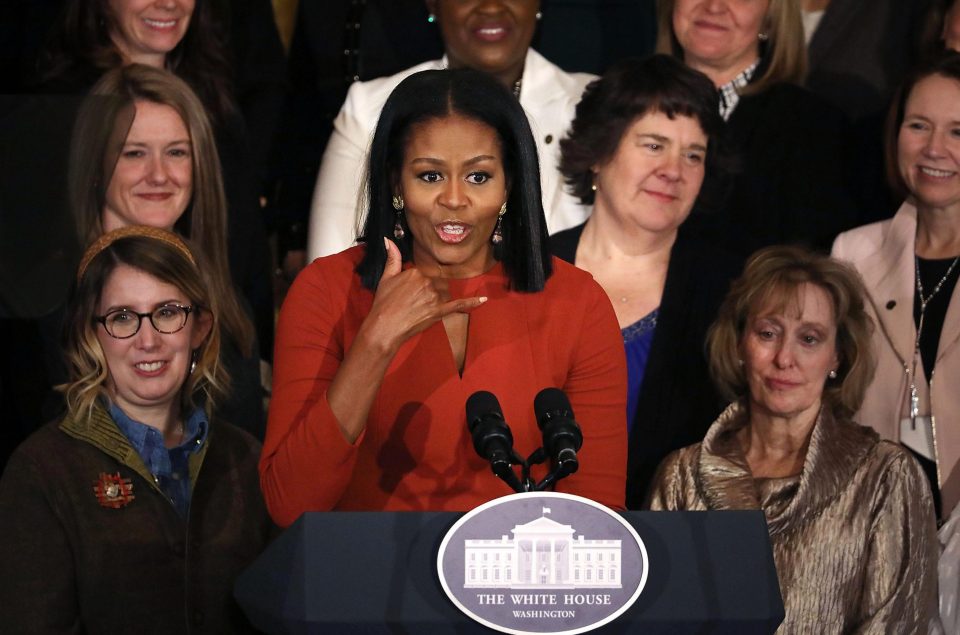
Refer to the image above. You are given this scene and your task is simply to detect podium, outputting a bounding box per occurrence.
[235,510,783,634]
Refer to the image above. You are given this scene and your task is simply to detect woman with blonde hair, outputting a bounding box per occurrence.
[656,0,857,258]
[68,64,264,437]
[0,226,272,632]
[649,245,938,633]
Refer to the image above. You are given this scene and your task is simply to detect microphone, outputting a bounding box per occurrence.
[465,391,524,492]
[534,388,583,477]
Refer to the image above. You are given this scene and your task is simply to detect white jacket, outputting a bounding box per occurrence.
[832,202,960,519]
[306,48,595,259]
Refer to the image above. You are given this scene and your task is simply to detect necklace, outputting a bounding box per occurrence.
[908,255,960,421]
[916,255,960,310]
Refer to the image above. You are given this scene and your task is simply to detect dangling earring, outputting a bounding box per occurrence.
[491,202,506,245]
[392,194,405,240]
[591,174,598,192]
[189,351,198,376]
[427,13,436,23]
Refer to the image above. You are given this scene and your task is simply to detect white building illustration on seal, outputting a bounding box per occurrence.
[463,508,622,589]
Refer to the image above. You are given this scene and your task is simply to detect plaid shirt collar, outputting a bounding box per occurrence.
[717,59,760,121]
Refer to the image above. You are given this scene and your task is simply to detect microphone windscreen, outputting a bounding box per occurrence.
[466,390,503,429]
[534,387,573,421]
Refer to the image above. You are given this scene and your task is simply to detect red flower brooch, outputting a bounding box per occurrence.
[93,472,135,509]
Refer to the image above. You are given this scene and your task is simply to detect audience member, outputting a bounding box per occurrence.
[657,0,858,259]
[649,245,938,633]
[0,227,273,633]
[69,65,265,438]
[38,0,276,360]
[832,52,960,525]
[261,69,627,525]
[552,54,738,508]
[305,0,596,261]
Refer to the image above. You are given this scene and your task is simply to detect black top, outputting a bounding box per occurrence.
[686,82,860,262]
[914,256,960,380]
[551,222,740,508]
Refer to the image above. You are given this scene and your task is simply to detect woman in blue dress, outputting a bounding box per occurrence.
[552,54,739,508]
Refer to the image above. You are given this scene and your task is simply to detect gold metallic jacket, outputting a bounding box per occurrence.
[648,403,938,634]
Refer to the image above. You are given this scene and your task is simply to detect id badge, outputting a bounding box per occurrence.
[900,416,934,461]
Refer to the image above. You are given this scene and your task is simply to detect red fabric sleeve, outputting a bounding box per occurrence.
[554,278,628,510]
[259,257,365,526]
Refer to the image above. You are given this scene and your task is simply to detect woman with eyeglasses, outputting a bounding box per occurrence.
[0,226,273,633]
[66,63,265,439]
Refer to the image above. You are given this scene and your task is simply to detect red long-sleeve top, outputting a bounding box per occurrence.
[260,247,627,526]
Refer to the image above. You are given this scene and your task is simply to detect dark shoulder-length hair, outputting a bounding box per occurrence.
[356,68,552,292]
[560,54,724,205]
[707,246,875,421]
[38,0,235,122]
[884,50,960,196]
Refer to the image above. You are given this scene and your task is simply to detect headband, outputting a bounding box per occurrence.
[76,225,196,283]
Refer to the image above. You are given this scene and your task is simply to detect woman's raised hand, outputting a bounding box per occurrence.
[362,238,487,354]
[327,238,487,442]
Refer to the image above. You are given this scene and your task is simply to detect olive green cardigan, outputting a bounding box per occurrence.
[0,405,273,633]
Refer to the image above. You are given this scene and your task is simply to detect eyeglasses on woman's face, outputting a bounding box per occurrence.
[94,304,194,339]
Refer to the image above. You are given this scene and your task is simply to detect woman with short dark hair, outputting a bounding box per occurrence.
[553,54,738,508]
[261,69,628,525]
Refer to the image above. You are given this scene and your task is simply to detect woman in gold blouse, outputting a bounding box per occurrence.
[648,246,938,634]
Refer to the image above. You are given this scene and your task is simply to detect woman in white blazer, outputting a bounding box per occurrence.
[832,52,960,525]
[306,0,595,260]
